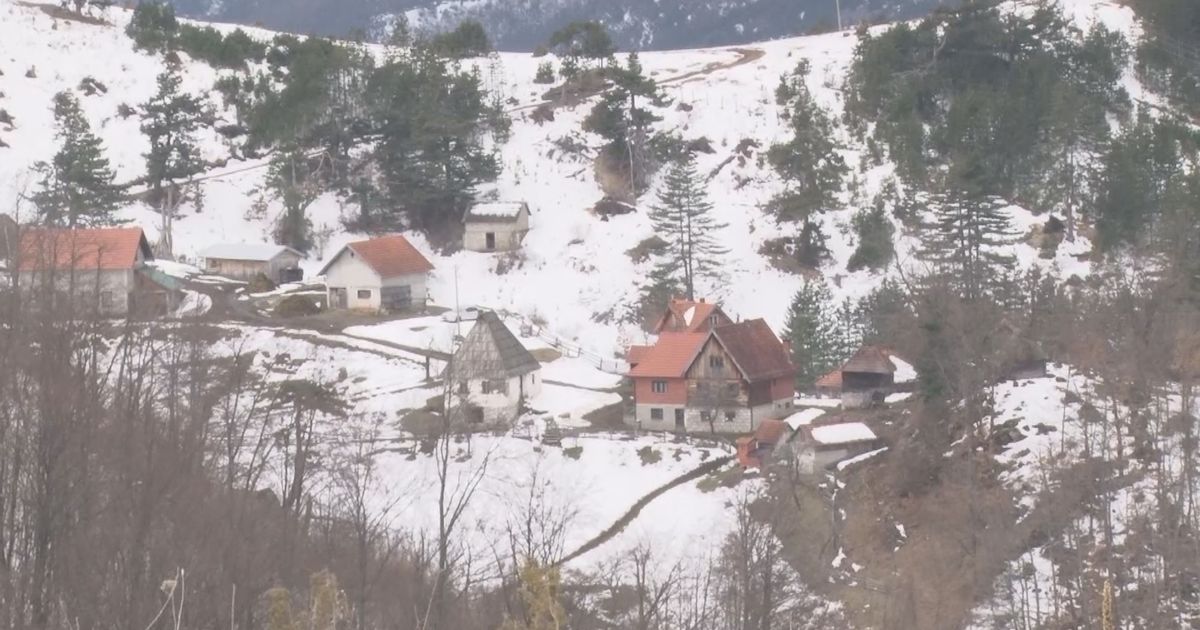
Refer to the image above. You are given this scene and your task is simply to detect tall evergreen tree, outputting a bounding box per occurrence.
[647,153,727,300]
[32,92,122,227]
[922,192,1018,301]
[782,280,840,388]
[583,52,662,198]
[140,67,206,202]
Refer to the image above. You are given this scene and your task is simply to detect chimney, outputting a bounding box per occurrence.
[699,297,705,303]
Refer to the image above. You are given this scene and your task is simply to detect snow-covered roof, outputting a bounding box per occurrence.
[810,422,877,445]
[199,243,301,262]
[464,202,528,223]
[783,408,826,431]
[889,355,917,383]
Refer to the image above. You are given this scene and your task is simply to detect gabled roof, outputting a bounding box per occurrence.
[199,242,302,262]
[712,319,795,381]
[18,227,151,272]
[652,297,726,333]
[450,311,540,380]
[626,345,652,367]
[842,345,895,375]
[627,332,708,378]
[319,234,433,280]
[464,201,529,223]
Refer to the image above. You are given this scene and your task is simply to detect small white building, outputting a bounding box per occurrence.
[463,202,530,252]
[789,422,881,475]
[445,311,541,427]
[198,243,304,283]
[319,234,433,312]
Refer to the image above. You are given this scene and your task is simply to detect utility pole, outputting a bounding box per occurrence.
[835,0,843,31]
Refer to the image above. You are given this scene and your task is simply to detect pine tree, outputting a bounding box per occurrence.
[922,191,1018,301]
[767,60,846,223]
[583,52,662,198]
[782,280,840,388]
[32,92,122,227]
[140,67,206,202]
[267,146,321,252]
[647,153,727,300]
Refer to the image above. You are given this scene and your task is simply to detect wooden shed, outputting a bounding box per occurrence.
[199,243,304,283]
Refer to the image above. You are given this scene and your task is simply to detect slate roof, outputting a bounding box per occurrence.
[319,234,433,280]
[18,227,151,272]
[713,319,795,381]
[199,243,302,262]
[626,332,707,378]
[451,311,540,380]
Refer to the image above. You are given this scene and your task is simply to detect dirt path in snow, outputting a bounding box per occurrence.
[508,47,765,116]
[555,455,732,567]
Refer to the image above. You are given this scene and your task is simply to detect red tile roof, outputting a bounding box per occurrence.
[18,227,150,272]
[713,319,795,381]
[627,332,707,378]
[322,234,434,279]
[815,367,843,390]
[653,297,724,333]
[626,345,651,366]
[752,418,790,445]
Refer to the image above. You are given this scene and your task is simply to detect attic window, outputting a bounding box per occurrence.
[710,314,719,325]
[709,355,724,370]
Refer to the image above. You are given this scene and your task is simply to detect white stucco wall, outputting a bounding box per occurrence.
[19,268,134,315]
[324,250,428,312]
[463,211,530,252]
[447,370,542,427]
[631,400,784,434]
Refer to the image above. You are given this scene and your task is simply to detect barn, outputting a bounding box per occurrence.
[198,243,303,283]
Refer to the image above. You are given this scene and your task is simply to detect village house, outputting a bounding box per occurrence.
[320,234,433,312]
[627,303,795,434]
[445,311,541,427]
[198,243,304,283]
[462,202,530,252]
[17,226,179,316]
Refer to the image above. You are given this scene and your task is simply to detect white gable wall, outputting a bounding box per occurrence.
[324,247,429,311]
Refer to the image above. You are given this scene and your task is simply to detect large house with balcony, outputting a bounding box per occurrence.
[626,300,796,434]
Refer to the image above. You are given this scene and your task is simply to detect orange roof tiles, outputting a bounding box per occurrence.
[321,234,434,279]
[18,227,150,272]
[627,332,707,378]
[653,297,724,333]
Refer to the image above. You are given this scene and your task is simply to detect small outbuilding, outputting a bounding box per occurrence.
[463,202,530,252]
[445,311,541,427]
[320,235,433,313]
[198,243,303,283]
[789,422,882,475]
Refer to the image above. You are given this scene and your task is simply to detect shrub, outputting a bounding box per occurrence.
[636,445,662,465]
[274,294,319,317]
[247,273,276,293]
[847,204,895,272]
[563,446,582,459]
[534,61,556,84]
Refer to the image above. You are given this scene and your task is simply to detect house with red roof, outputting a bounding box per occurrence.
[319,234,434,312]
[17,226,176,316]
[628,300,795,434]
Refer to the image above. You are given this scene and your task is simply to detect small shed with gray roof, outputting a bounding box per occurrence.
[199,243,303,283]
[444,311,541,427]
[463,202,530,252]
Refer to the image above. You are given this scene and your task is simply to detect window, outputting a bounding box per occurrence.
[709,355,724,370]
[651,380,668,394]
[100,291,114,309]
[458,381,469,395]
[725,382,740,398]
[650,408,664,421]
[483,379,508,395]
[357,289,372,299]
[725,411,737,422]
[710,314,720,326]
[700,411,713,423]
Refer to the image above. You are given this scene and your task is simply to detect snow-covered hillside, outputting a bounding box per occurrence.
[0,0,1141,361]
